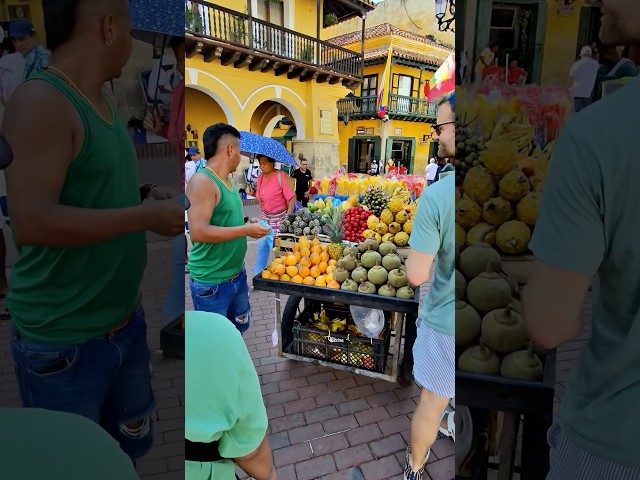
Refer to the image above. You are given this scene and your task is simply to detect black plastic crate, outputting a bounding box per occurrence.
[160,314,184,360]
[292,301,391,373]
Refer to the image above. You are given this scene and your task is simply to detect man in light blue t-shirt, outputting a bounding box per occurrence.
[523,7,640,476]
[404,94,455,480]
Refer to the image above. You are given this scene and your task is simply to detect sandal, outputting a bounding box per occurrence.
[439,405,455,442]
[404,445,429,480]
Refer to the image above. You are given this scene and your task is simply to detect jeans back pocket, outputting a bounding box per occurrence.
[26,346,79,377]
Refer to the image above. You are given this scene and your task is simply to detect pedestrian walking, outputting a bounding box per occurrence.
[569,45,599,112]
[291,156,313,207]
[425,158,438,185]
[186,123,269,333]
[404,94,456,480]
[3,0,184,461]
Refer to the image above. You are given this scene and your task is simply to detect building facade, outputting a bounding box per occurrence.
[330,23,452,176]
[185,0,375,181]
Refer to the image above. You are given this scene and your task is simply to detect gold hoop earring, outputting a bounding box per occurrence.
[106,39,113,46]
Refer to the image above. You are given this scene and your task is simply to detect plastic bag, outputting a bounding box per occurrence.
[253,220,274,276]
[350,305,385,339]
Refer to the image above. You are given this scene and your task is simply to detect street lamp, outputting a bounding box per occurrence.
[435,0,455,32]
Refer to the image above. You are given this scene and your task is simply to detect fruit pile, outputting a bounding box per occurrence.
[279,208,331,236]
[362,199,415,248]
[361,186,389,217]
[454,125,485,186]
[455,242,546,381]
[340,206,370,243]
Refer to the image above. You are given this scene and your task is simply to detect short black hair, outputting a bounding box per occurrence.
[203,123,240,159]
[258,155,275,164]
[42,0,79,51]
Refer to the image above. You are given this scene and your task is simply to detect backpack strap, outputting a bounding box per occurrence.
[277,170,283,189]
[185,438,224,462]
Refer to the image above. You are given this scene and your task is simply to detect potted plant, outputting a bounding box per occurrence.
[185,7,203,33]
[324,13,338,27]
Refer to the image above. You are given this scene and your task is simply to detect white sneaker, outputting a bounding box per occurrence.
[439,405,455,442]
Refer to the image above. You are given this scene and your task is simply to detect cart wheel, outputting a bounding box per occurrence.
[282,295,302,354]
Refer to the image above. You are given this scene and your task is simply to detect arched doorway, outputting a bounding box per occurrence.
[185,87,230,152]
[248,101,298,175]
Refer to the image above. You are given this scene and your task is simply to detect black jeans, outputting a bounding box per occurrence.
[298,196,309,207]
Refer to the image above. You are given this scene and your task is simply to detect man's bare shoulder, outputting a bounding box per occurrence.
[5,79,73,127]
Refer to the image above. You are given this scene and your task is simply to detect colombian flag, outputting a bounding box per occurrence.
[424,52,455,103]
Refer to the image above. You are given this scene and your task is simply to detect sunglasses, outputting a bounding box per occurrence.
[431,121,456,136]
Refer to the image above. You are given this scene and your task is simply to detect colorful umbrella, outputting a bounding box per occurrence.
[239,131,298,167]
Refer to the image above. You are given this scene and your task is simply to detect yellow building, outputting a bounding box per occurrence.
[328,23,452,176]
[0,0,45,44]
[461,0,623,86]
[185,0,376,181]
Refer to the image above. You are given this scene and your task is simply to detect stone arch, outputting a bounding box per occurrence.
[243,87,306,139]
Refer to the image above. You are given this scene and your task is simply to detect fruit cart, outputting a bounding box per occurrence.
[253,274,420,383]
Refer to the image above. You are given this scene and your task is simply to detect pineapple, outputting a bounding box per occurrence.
[326,208,345,260]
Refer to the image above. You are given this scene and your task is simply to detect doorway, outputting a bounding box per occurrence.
[385,137,415,174]
[577,6,601,57]
[348,136,381,174]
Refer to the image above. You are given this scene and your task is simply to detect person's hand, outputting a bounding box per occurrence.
[148,185,176,200]
[143,110,163,135]
[247,217,259,224]
[244,223,270,239]
[143,198,184,236]
[304,192,309,198]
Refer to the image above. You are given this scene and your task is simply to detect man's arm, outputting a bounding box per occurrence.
[186,174,249,243]
[406,198,437,286]
[406,249,435,286]
[522,261,591,349]
[3,81,153,247]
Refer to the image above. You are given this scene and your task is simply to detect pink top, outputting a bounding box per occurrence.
[256,170,295,214]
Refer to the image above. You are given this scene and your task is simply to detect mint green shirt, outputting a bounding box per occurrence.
[0,408,138,479]
[529,78,640,468]
[409,173,455,336]
[186,311,268,479]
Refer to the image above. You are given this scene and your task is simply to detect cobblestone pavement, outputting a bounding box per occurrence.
[185,221,456,480]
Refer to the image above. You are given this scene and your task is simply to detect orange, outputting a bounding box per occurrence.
[326,265,336,275]
[325,271,334,282]
[285,265,298,277]
[269,273,280,281]
[280,274,291,282]
[318,261,328,274]
[328,259,337,267]
[299,256,312,268]
[303,276,315,285]
[321,245,328,253]
[315,276,327,287]
[294,251,301,262]
[261,270,270,279]
[274,264,286,276]
[327,279,340,289]
[312,245,322,256]
[299,236,311,249]
[319,251,329,263]
[298,265,311,279]
[291,275,303,284]
[293,243,301,253]
[311,238,321,247]
[273,257,284,264]
[310,266,321,278]
[300,247,311,258]
[284,254,297,266]
[310,252,321,265]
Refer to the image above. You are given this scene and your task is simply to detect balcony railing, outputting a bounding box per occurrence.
[388,94,437,117]
[337,94,437,120]
[186,0,363,79]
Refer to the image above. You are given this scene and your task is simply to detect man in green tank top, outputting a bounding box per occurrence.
[187,123,270,333]
[2,0,183,462]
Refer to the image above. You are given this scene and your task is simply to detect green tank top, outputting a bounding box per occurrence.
[187,169,246,284]
[7,71,146,344]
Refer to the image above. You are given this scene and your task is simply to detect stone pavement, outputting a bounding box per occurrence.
[183,222,456,480]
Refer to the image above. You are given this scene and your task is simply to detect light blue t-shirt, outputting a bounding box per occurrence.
[409,173,455,336]
[529,78,640,469]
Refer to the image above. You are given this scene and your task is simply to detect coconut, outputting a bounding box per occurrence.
[367,260,388,286]
[466,262,512,312]
[381,253,402,271]
[340,279,359,292]
[466,222,496,246]
[378,241,397,257]
[342,245,359,258]
[458,339,500,375]
[481,305,528,354]
[396,285,414,299]
[342,254,358,272]
[333,260,350,283]
[388,267,409,289]
[358,281,377,294]
[455,301,481,347]
[459,243,502,279]
[455,270,466,300]
[500,342,543,381]
[378,284,396,297]
[351,266,369,284]
[359,238,379,253]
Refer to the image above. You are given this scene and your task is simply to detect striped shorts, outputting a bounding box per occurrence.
[412,321,455,399]
[547,424,640,480]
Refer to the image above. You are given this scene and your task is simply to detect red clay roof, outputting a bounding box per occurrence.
[327,22,453,50]
[363,46,444,67]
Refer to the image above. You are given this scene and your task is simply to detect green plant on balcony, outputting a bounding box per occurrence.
[300,44,314,63]
[228,16,247,44]
[324,13,338,27]
[185,7,203,33]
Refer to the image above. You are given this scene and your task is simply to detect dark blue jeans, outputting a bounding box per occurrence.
[10,305,155,460]
[189,268,251,334]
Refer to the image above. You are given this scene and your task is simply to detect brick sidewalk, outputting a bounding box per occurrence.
[185,239,455,480]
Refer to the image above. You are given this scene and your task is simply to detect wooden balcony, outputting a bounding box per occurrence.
[185,1,364,88]
[337,94,437,122]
